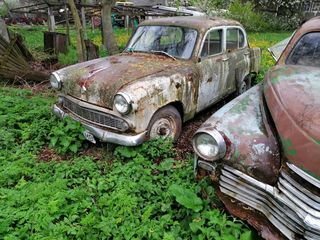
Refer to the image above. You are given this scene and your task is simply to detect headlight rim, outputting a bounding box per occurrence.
[114,92,132,115]
[50,72,62,90]
[192,129,226,161]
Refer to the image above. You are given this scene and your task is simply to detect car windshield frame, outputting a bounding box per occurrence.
[125,25,198,60]
[286,31,320,67]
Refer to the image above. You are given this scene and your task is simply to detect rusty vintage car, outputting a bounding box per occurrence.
[192,17,320,239]
[50,16,260,146]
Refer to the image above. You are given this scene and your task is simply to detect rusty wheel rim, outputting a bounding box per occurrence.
[149,117,176,139]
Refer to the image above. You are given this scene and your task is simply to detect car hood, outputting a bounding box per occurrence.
[264,65,320,178]
[55,53,181,109]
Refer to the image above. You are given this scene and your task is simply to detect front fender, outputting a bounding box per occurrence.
[198,84,281,185]
[118,71,197,132]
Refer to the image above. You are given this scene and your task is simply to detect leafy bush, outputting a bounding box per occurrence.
[58,46,78,66]
[115,137,175,161]
[0,88,55,152]
[49,117,85,154]
[0,5,8,17]
[0,87,253,239]
[261,13,301,31]
[225,0,268,32]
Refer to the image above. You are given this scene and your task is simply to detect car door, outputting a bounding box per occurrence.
[225,27,250,93]
[196,28,229,112]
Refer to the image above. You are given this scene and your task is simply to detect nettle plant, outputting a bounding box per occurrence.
[49,117,85,154]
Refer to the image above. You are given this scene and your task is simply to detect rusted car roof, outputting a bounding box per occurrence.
[140,16,242,32]
[278,17,320,64]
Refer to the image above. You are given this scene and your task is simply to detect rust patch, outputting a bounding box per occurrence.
[264,65,320,179]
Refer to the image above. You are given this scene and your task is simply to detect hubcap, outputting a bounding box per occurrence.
[149,118,176,139]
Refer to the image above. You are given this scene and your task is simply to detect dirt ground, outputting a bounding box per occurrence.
[174,95,234,159]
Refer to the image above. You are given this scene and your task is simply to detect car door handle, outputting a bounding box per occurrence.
[222,57,229,61]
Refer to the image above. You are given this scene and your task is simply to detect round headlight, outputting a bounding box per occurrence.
[192,130,226,161]
[50,72,62,89]
[114,93,132,114]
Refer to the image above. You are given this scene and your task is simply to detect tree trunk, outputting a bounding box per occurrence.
[68,0,87,62]
[81,7,88,40]
[64,1,71,46]
[101,0,118,55]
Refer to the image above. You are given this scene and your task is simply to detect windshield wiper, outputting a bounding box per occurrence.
[150,50,176,60]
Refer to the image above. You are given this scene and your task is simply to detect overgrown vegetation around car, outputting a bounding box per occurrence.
[0,87,253,239]
[8,25,131,65]
[0,25,289,239]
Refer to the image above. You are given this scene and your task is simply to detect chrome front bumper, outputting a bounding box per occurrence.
[195,159,320,240]
[53,104,147,146]
[220,165,320,240]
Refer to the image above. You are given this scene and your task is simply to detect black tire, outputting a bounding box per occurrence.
[147,105,182,141]
[236,75,252,96]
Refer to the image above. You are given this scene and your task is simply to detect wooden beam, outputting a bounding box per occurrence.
[47,7,56,32]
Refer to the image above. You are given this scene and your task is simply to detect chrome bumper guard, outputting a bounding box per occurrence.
[53,104,147,146]
[219,165,320,240]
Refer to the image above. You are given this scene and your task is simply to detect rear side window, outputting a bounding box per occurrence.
[226,28,246,51]
[201,29,223,57]
[286,32,320,67]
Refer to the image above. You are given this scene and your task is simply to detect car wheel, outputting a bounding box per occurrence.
[238,81,247,95]
[148,105,182,141]
[236,75,251,95]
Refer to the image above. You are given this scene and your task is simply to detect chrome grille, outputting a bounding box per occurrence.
[63,97,129,132]
[219,165,320,240]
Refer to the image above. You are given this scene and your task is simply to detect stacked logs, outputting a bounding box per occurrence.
[0,34,49,82]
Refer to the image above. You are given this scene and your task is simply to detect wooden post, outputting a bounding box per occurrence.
[124,15,129,29]
[81,7,88,40]
[47,7,56,32]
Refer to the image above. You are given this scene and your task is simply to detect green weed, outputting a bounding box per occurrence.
[49,117,85,154]
[0,86,253,239]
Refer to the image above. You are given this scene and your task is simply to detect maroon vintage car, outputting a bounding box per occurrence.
[192,17,320,239]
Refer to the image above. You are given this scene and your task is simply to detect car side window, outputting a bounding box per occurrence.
[239,30,245,48]
[226,28,246,51]
[201,29,222,57]
[286,32,320,67]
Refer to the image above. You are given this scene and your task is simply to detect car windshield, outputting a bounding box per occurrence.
[126,25,198,59]
[286,32,320,67]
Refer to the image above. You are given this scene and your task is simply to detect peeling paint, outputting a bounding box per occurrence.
[53,17,259,145]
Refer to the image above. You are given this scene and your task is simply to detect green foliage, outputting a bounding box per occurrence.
[248,31,292,83]
[58,46,78,66]
[226,0,267,32]
[0,87,252,239]
[0,87,55,152]
[169,184,203,212]
[49,117,85,154]
[9,25,131,65]
[115,137,175,161]
[0,4,8,17]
